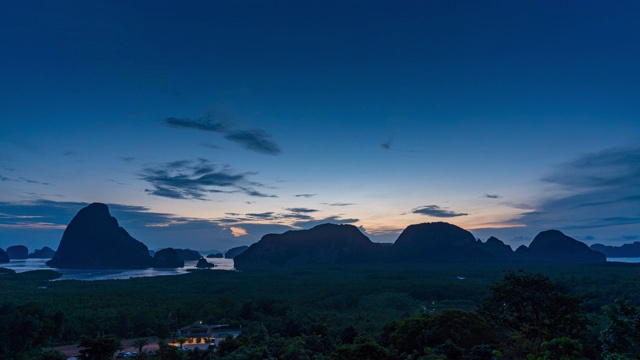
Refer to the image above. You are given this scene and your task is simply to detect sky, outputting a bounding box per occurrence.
[1,1,639,253]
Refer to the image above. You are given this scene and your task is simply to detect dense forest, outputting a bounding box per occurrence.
[1,262,640,359]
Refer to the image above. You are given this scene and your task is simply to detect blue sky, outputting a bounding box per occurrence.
[1,1,639,252]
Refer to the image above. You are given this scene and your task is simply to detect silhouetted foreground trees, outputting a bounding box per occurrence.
[2,265,640,359]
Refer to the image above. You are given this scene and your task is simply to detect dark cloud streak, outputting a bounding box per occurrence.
[412,205,468,218]
[163,113,281,155]
[141,159,276,200]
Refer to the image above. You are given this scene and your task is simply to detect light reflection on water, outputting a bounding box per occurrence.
[2,258,235,281]
[606,257,640,263]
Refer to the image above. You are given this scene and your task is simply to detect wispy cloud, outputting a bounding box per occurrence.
[295,194,316,198]
[381,141,392,150]
[200,142,223,150]
[292,215,359,229]
[512,146,640,236]
[224,129,281,155]
[0,175,52,185]
[140,159,276,200]
[285,207,319,213]
[20,177,52,186]
[323,202,355,207]
[412,205,469,218]
[482,193,502,199]
[163,113,281,155]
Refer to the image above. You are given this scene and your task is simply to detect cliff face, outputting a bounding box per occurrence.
[519,230,606,263]
[234,223,383,268]
[46,203,153,269]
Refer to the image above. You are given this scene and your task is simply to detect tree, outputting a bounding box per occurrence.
[539,337,585,360]
[332,336,389,360]
[600,298,640,359]
[133,337,150,354]
[78,335,121,360]
[381,309,498,357]
[176,336,188,350]
[480,271,590,358]
[39,349,67,360]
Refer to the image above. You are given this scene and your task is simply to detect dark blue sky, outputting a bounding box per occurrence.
[1,1,639,252]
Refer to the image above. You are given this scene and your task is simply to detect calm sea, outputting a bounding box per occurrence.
[1,258,235,281]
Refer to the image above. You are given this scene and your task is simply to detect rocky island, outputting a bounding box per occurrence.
[47,203,153,269]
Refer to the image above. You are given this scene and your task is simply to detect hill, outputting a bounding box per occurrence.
[234,223,383,268]
[591,242,640,258]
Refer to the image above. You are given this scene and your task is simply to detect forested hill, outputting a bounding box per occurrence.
[234,222,606,269]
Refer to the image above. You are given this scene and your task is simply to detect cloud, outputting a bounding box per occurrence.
[141,159,276,200]
[0,175,52,185]
[163,113,281,155]
[285,207,319,213]
[412,205,469,218]
[20,177,52,186]
[164,116,228,133]
[511,146,640,238]
[381,141,392,150]
[323,202,355,207]
[230,226,248,237]
[119,156,136,162]
[224,130,281,155]
[292,215,359,229]
[482,193,502,199]
[200,142,223,150]
[295,194,316,198]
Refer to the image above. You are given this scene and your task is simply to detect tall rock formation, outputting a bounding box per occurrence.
[47,203,152,269]
[518,230,606,263]
[234,223,383,268]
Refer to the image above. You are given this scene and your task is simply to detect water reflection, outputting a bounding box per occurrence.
[2,258,235,281]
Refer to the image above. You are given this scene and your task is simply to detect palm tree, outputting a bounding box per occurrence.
[133,337,149,354]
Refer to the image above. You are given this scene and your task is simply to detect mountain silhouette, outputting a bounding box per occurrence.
[46,203,153,269]
[152,248,184,268]
[0,248,9,263]
[517,230,606,263]
[234,223,383,268]
[28,246,56,259]
[392,222,487,261]
[224,245,249,259]
[234,222,606,268]
[174,248,201,261]
[6,245,28,259]
[591,242,640,258]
